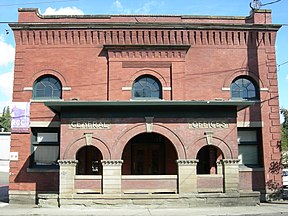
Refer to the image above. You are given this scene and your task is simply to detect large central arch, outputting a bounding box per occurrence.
[122,132,178,175]
[111,123,186,160]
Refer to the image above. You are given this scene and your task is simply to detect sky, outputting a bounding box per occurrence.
[0,0,287,114]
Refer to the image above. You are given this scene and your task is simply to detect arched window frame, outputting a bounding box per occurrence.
[230,76,259,100]
[132,75,162,100]
[33,75,62,100]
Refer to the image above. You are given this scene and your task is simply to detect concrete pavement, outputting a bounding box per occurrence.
[0,201,288,215]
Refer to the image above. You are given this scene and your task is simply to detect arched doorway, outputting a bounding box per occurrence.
[76,146,103,175]
[197,145,223,175]
[122,133,178,175]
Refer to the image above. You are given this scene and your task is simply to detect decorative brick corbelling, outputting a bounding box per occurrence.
[122,61,171,68]
[108,50,187,59]
[12,28,279,47]
[177,159,199,166]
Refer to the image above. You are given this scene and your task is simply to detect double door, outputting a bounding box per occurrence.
[132,143,164,175]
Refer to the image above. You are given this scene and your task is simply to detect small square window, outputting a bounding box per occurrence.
[238,128,262,167]
[31,128,60,168]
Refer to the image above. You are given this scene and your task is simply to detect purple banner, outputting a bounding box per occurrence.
[10,102,30,133]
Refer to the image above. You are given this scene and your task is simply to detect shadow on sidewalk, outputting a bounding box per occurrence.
[0,186,8,203]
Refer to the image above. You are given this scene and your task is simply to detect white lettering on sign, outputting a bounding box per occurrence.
[189,121,228,129]
[70,120,111,129]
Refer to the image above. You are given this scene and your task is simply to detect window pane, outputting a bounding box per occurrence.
[238,130,257,143]
[238,145,258,165]
[132,76,162,99]
[37,132,58,143]
[45,86,53,97]
[36,89,45,97]
[143,87,151,97]
[34,76,61,99]
[231,77,257,100]
[34,145,59,165]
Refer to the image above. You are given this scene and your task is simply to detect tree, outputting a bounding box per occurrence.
[0,106,11,132]
[281,108,288,167]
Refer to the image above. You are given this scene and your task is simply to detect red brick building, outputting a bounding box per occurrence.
[8,8,282,206]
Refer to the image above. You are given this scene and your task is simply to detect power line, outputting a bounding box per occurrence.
[250,0,281,10]
[261,0,282,6]
[0,0,79,7]
[278,60,288,67]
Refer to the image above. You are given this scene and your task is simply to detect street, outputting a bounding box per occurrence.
[0,172,8,203]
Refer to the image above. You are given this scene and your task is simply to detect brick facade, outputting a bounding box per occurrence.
[8,8,281,206]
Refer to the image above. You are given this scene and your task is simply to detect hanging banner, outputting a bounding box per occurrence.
[10,102,30,133]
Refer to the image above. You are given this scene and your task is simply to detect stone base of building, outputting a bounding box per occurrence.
[9,190,59,206]
[33,192,261,208]
[9,190,37,205]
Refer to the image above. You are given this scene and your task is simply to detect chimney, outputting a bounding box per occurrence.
[250,9,272,24]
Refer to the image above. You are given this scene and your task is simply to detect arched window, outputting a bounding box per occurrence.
[76,146,103,175]
[230,77,259,100]
[132,75,162,99]
[196,145,223,175]
[33,76,62,99]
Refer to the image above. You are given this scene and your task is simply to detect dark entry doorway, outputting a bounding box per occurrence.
[132,142,164,175]
[76,146,103,175]
[122,133,178,175]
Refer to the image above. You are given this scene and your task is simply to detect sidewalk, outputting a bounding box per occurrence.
[0,201,288,215]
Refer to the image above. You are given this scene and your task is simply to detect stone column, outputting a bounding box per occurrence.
[101,160,123,194]
[216,160,223,175]
[177,159,198,195]
[58,160,78,198]
[222,159,240,193]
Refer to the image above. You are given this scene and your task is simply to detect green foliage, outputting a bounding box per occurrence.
[0,106,11,132]
[281,108,288,167]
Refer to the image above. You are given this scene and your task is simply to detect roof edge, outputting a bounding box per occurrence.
[44,100,255,113]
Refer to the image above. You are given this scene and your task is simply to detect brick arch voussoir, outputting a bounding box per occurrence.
[127,68,168,88]
[189,137,233,159]
[62,137,111,160]
[223,69,265,89]
[112,124,186,160]
[30,69,68,87]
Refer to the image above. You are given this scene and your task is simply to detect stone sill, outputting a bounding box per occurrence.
[239,166,264,172]
[27,168,59,173]
[75,175,102,180]
[30,99,64,103]
[122,175,177,180]
[197,174,223,178]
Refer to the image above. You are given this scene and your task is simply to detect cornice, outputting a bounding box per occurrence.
[177,159,199,166]
[101,160,123,166]
[12,27,278,47]
[9,22,281,31]
[58,159,78,166]
[221,159,240,164]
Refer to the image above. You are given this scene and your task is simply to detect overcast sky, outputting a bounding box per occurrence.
[0,0,287,114]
